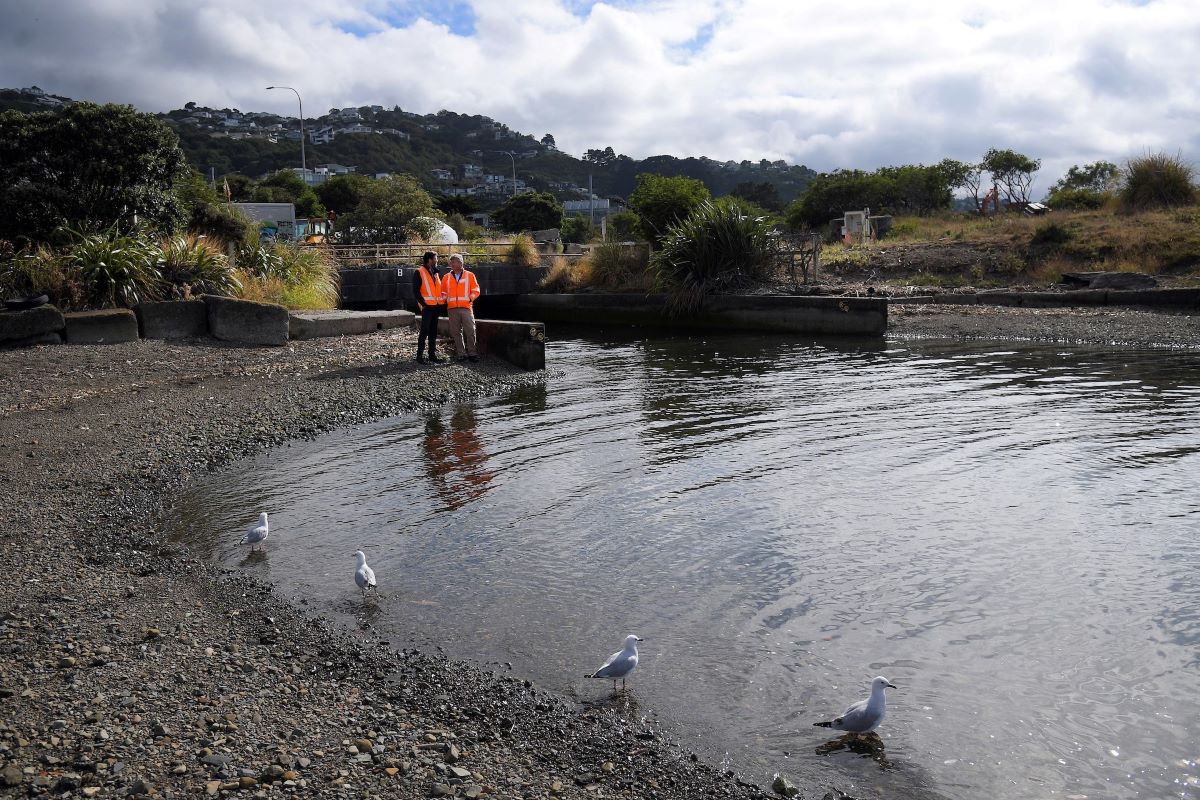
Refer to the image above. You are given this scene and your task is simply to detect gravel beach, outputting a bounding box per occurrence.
[1,305,1195,800]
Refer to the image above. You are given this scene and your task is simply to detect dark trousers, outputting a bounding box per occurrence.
[417,305,442,357]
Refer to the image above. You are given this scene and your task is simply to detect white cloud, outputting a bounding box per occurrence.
[2,0,1197,191]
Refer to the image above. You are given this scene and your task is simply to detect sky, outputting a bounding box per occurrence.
[3,0,1198,195]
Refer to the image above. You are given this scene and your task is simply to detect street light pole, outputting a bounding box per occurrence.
[266,85,305,177]
[496,150,516,197]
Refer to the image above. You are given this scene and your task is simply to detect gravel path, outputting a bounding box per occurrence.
[0,330,769,800]
[3,305,1192,800]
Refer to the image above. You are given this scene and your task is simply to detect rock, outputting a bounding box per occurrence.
[463,785,483,799]
[601,761,615,773]
[2,765,23,786]
[0,304,65,346]
[64,309,140,344]
[205,781,221,796]
[202,295,289,346]
[261,765,285,782]
[354,738,374,753]
[238,776,258,789]
[550,780,563,794]
[430,783,453,797]
[58,656,78,667]
[449,766,472,780]
[772,772,799,798]
[128,778,151,796]
[135,300,209,339]
[444,743,461,763]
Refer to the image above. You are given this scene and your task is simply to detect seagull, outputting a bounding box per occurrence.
[587,634,643,691]
[813,676,897,734]
[241,512,269,551]
[353,550,377,598]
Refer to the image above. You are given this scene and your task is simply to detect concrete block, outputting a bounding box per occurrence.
[135,300,208,339]
[0,304,65,345]
[932,294,979,305]
[975,291,1022,307]
[436,317,545,370]
[64,309,139,344]
[202,295,289,346]
[1106,288,1200,309]
[289,309,415,339]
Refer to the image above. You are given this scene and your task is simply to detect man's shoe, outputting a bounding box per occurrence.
[468,355,480,363]
[416,355,426,364]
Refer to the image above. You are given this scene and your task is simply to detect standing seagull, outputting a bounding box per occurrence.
[353,550,377,598]
[587,634,644,691]
[241,512,269,551]
[813,676,897,734]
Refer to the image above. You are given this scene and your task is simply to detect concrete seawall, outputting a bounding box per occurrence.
[496,293,887,336]
[890,288,1200,310]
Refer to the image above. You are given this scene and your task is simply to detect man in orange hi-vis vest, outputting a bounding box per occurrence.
[441,253,482,362]
[412,251,446,364]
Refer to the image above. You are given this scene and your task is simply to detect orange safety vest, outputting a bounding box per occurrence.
[417,266,444,306]
[443,270,481,309]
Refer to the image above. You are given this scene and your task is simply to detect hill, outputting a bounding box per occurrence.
[0,87,815,210]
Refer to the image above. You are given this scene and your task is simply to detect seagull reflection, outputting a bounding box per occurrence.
[238,549,268,568]
[815,732,892,769]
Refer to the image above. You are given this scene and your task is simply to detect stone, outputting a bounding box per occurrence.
[289,310,414,340]
[430,783,453,797]
[135,300,208,339]
[202,295,289,346]
[205,780,220,796]
[2,765,23,786]
[64,309,140,344]
[772,773,799,798]
[354,738,373,753]
[0,304,66,345]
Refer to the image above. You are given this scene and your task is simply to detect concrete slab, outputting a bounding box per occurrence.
[289,309,415,340]
[437,317,545,370]
[64,309,139,344]
[0,305,65,345]
[202,295,289,346]
[136,300,208,339]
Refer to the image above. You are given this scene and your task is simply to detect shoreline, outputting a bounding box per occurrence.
[1,305,1194,798]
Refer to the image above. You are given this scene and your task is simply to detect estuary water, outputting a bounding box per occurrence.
[171,331,1200,799]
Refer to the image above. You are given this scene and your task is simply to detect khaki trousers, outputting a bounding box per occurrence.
[447,306,477,357]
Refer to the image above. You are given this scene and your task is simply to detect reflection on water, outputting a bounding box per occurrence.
[170,332,1200,800]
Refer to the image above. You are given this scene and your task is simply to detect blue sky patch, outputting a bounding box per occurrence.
[337,1,477,38]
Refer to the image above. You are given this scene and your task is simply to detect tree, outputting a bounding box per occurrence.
[784,163,962,228]
[492,191,564,232]
[560,215,596,244]
[335,174,437,244]
[434,193,479,217]
[607,210,641,241]
[730,181,783,212]
[1045,161,1120,209]
[627,173,711,243]
[315,173,369,214]
[540,133,556,149]
[583,146,617,166]
[0,102,189,243]
[981,148,1041,204]
[253,170,324,217]
[222,174,256,202]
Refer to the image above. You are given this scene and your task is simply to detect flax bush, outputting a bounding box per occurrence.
[60,225,163,307]
[650,201,774,314]
[1120,152,1197,211]
[159,233,239,299]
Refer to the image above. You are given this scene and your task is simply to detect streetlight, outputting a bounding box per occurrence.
[494,150,517,197]
[266,85,305,177]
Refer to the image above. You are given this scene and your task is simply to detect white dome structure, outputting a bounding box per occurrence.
[411,216,459,245]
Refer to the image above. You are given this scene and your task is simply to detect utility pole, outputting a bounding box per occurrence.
[589,173,594,227]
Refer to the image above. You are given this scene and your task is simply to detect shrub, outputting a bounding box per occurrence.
[584,241,650,289]
[1030,221,1072,246]
[651,201,774,314]
[235,242,338,309]
[1046,187,1111,211]
[1120,152,1197,211]
[0,243,86,310]
[539,256,579,292]
[188,202,253,245]
[506,234,541,267]
[159,234,239,299]
[60,225,162,307]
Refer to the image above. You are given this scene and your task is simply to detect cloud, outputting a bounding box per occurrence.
[1,0,1197,189]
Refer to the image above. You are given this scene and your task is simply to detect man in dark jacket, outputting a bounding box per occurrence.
[412,251,445,363]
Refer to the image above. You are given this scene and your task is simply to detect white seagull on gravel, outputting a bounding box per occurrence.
[587,634,644,691]
[241,512,269,551]
[813,676,897,734]
[353,550,377,598]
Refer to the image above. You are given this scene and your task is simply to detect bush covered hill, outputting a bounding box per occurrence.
[0,87,814,210]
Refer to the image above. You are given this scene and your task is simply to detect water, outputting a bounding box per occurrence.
[170,331,1200,800]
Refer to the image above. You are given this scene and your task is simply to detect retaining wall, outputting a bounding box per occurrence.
[890,288,1200,310]
[499,293,887,336]
[435,317,546,370]
[340,263,551,308]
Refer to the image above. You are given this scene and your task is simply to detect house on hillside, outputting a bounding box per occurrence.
[431,169,453,181]
[338,123,373,136]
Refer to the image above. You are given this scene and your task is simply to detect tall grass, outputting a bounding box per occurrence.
[1120,152,1197,211]
[580,242,650,290]
[235,242,338,309]
[506,234,541,267]
[160,233,239,299]
[651,201,774,314]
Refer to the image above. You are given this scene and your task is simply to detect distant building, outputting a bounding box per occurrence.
[339,123,373,136]
[430,169,453,181]
[563,198,612,218]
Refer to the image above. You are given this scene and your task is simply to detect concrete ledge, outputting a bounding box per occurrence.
[1,304,66,345]
[506,293,886,336]
[289,309,415,340]
[1107,288,1200,309]
[933,294,979,305]
[437,317,545,370]
[64,309,139,344]
[2,331,63,348]
[202,295,289,346]
[135,300,208,339]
